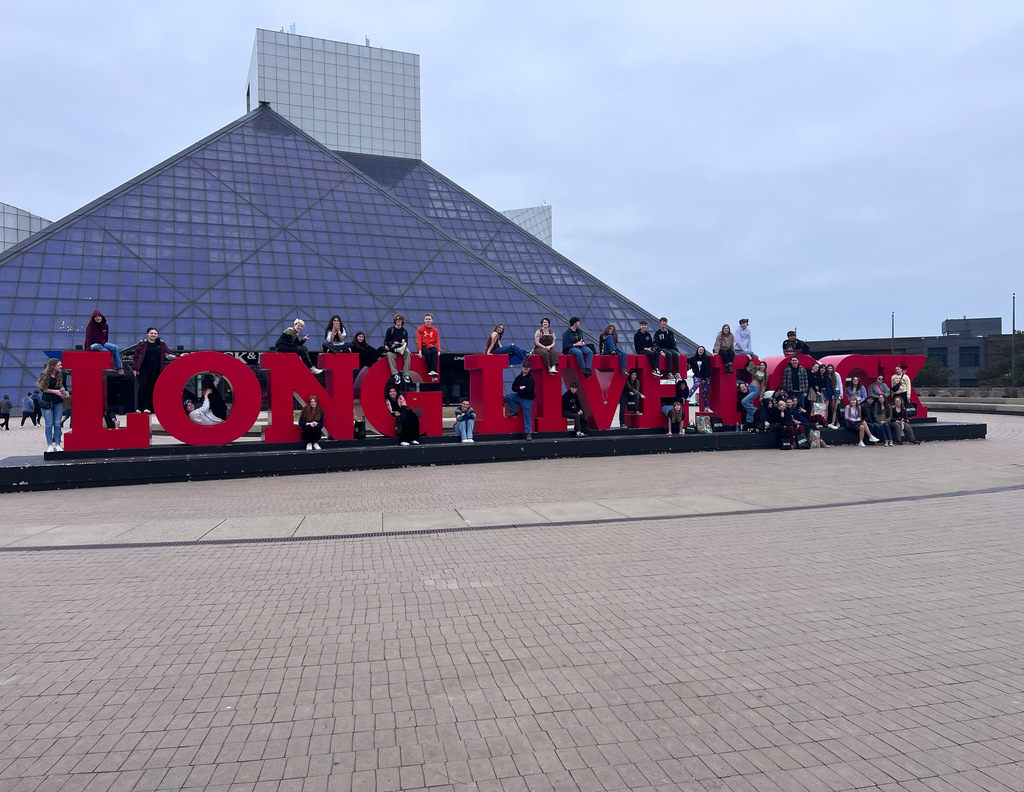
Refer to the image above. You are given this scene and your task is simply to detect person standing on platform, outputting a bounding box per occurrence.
[504,359,536,440]
[416,313,441,380]
[132,327,178,413]
[84,309,124,374]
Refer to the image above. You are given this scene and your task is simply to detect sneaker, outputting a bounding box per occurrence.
[466,438,474,443]
[393,374,402,384]
[306,443,313,450]
[549,366,557,374]
[576,431,584,437]
[312,443,321,450]
[45,444,54,453]
[54,445,63,452]
[461,438,470,443]
[583,369,593,377]
[725,364,733,373]
[412,440,420,445]
[310,367,324,375]
[403,374,412,384]
[868,436,880,443]
[428,370,438,377]
[674,373,682,381]
[652,369,661,377]
[525,433,533,441]
[858,441,866,447]
[400,441,410,446]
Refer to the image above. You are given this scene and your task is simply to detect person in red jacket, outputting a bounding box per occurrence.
[416,313,441,380]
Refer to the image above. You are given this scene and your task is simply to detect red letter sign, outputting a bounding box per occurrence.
[63,351,150,450]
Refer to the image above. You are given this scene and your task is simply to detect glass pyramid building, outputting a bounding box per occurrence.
[0,106,692,398]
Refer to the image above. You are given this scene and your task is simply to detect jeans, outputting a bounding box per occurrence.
[42,402,63,446]
[602,338,627,372]
[741,383,760,422]
[91,342,121,370]
[503,393,534,434]
[493,343,530,365]
[869,422,892,441]
[455,419,474,441]
[566,345,594,372]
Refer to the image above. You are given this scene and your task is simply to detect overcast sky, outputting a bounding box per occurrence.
[3,1,1022,350]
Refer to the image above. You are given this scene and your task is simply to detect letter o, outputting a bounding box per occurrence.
[153,352,262,445]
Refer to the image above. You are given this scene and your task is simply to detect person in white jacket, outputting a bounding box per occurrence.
[735,318,755,357]
[186,389,224,426]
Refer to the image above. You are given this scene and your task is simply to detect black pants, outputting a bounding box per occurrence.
[657,349,680,374]
[21,413,36,426]
[0,414,9,430]
[396,410,420,443]
[638,349,659,370]
[422,346,439,374]
[137,367,160,412]
[563,409,586,435]
[301,424,323,444]
[718,349,735,369]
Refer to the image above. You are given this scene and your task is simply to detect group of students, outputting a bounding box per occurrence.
[739,357,920,449]
[275,313,442,386]
[26,311,924,454]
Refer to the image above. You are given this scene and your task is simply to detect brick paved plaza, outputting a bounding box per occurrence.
[1,414,1022,791]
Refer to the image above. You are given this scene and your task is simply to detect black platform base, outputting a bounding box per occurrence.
[0,421,987,494]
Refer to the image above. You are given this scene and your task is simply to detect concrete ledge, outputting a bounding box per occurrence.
[0,421,987,494]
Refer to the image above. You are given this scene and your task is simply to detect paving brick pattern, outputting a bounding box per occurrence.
[0,415,1022,791]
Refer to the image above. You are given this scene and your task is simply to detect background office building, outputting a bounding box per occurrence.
[809,317,1003,386]
[0,31,687,400]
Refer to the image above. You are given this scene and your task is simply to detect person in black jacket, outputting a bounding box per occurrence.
[561,383,588,437]
[503,360,536,440]
[653,317,681,380]
[275,319,323,374]
[384,314,412,385]
[689,346,712,412]
[633,321,659,374]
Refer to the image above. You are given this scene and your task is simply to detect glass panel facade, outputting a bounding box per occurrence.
[0,107,675,397]
[339,153,694,354]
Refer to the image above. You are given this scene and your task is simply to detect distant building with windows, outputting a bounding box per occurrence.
[1,202,50,254]
[808,317,1003,386]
